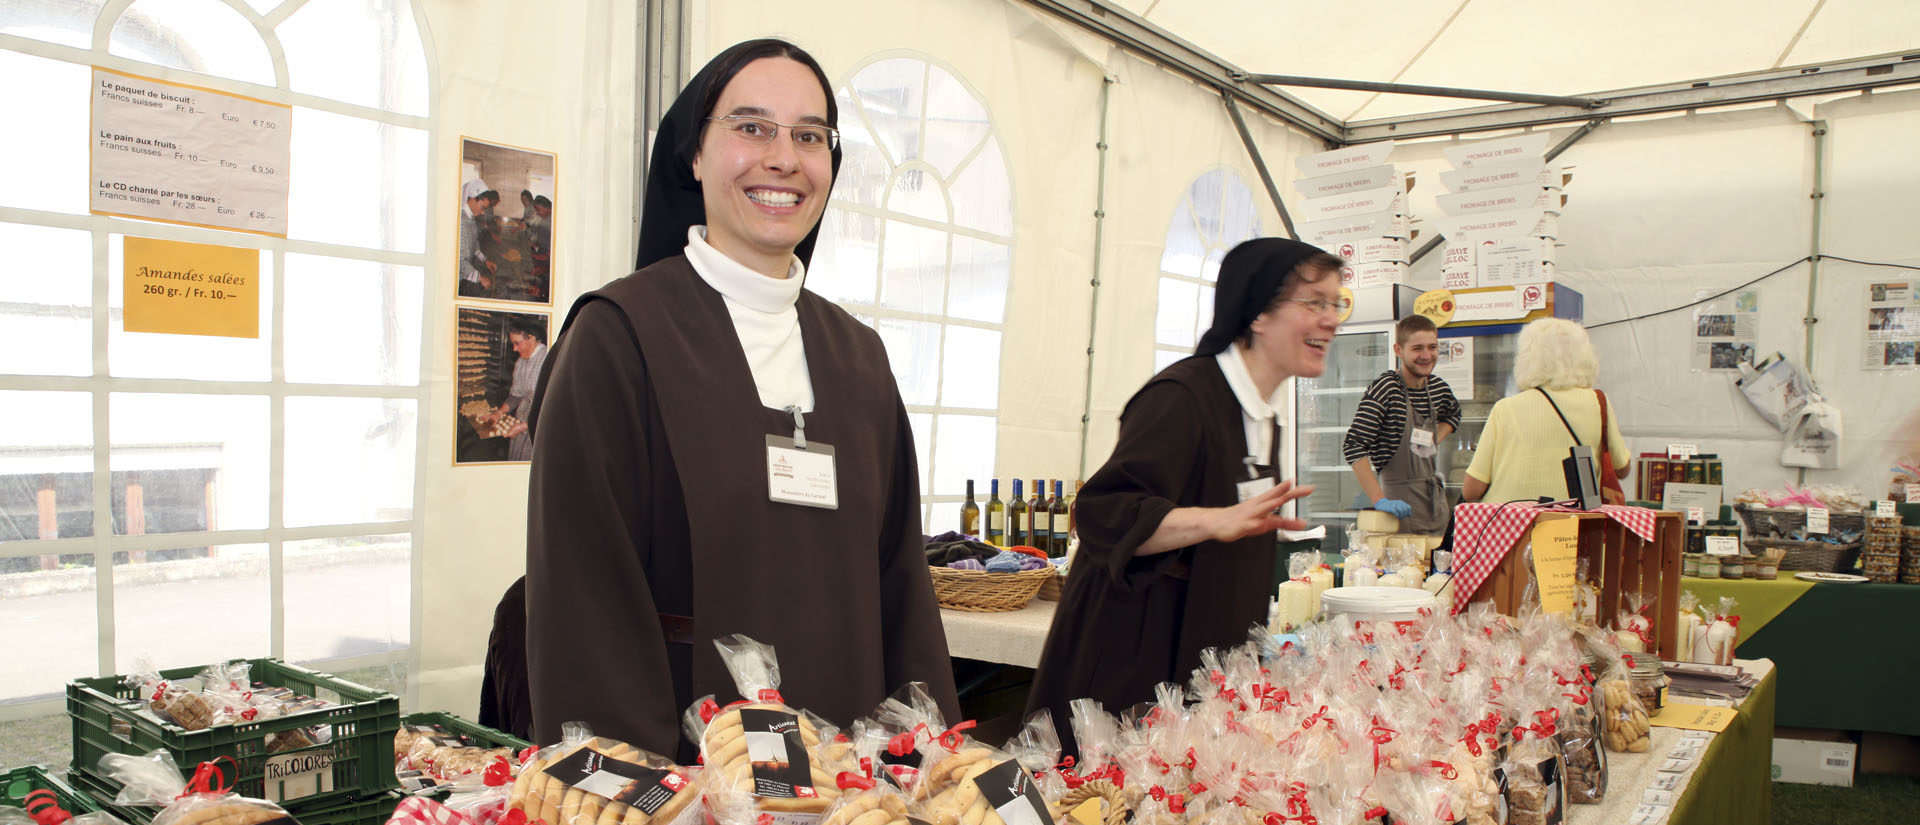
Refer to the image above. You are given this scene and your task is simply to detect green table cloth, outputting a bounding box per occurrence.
[1671,660,1776,825]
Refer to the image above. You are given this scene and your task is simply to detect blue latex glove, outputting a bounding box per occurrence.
[1373,498,1413,519]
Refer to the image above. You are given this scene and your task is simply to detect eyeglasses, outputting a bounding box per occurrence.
[1279,297,1352,316]
[705,115,839,151]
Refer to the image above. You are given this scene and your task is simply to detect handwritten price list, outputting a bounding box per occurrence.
[90,66,291,236]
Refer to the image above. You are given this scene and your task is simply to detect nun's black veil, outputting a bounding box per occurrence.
[1193,237,1336,356]
[634,39,844,273]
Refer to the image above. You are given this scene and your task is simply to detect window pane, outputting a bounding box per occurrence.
[0,222,92,376]
[1191,170,1228,247]
[284,534,409,663]
[830,91,889,209]
[107,236,271,381]
[109,0,273,87]
[876,318,939,407]
[1197,284,1215,334]
[0,0,105,47]
[928,501,961,538]
[940,326,999,409]
[947,237,1008,325]
[0,53,89,215]
[1156,278,1198,347]
[1154,348,1185,374]
[110,393,269,533]
[905,412,931,494]
[1220,174,1261,243]
[1160,198,1205,278]
[810,208,880,305]
[288,108,428,253]
[887,167,948,223]
[0,391,94,541]
[850,59,925,167]
[284,397,416,527]
[930,414,995,497]
[113,543,269,673]
[285,254,423,385]
[879,221,945,315]
[0,552,97,702]
[950,138,1011,236]
[921,66,991,179]
[279,0,428,115]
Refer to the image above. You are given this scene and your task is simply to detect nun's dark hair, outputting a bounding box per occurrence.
[693,39,839,144]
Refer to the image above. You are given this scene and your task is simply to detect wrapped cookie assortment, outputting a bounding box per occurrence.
[128,660,335,750]
[911,721,1051,825]
[97,751,294,825]
[395,723,517,785]
[508,723,700,825]
[688,636,846,825]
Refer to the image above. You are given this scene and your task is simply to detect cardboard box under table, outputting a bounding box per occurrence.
[1456,506,1685,659]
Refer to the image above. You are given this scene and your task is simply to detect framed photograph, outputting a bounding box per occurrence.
[456,137,555,305]
[454,307,550,465]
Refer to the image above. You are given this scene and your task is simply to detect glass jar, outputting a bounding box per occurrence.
[1720,555,1744,579]
[1743,553,1760,579]
[1683,553,1700,577]
[1757,561,1779,580]
[1627,652,1669,713]
[1698,555,1722,579]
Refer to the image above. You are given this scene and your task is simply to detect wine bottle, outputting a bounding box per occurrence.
[961,479,981,538]
[1030,478,1049,556]
[1067,479,1082,538]
[985,479,1005,547]
[1049,479,1071,558]
[1008,479,1028,547]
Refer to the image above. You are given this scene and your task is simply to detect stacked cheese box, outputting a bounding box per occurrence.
[1431,133,1572,290]
[1292,143,1413,289]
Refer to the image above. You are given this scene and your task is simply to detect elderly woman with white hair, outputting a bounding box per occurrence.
[1462,317,1630,504]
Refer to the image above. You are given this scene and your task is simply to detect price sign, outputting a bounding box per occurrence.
[1878,500,1898,517]
[1686,507,1704,525]
[1667,443,1697,460]
[1906,483,1919,504]
[1705,536,1740,556]
[1806,507,1829,535]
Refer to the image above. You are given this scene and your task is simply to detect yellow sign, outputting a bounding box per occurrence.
[123,236,260,338]
[1648,701,1737,733]
[1530,516,1579,615]
[1336,286,1355,324]
[1415,288,1456,326]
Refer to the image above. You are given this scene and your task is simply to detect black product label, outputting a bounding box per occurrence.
[1536,755,1563,825]
[974,760,1049,825]
[1491,763,1509,825]
[548,748,691,814]
[740,708,815,799]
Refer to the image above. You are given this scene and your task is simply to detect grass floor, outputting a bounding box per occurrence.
[1774,774,1920,824]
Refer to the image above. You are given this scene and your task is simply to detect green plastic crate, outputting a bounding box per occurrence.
[399,713,531,753]
[2,766,103,818]
[69,658,399,811]
[67,769,401,825]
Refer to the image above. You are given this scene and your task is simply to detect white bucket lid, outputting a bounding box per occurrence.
[1321,586,1437,617]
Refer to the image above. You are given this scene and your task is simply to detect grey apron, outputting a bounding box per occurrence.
[1380,383,1449,534]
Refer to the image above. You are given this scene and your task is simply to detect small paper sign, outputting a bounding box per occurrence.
[1649,701,1738,732]
[1686,507,1705,525]
[1906,483,1919,504]
[1705,536,1740,556]
[1878,500,1898,517]
[1414,288,1456,326]
[1667,444,1697,460]
[1530,517,1580,615]
[1806,507,1829,535]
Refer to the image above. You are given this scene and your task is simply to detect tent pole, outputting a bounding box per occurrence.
[1240,73,1600,109]
[1078,77,1115,480]
[1407,118,1606,265]
[1222,92,1299,240]
[1799,120,1828,485]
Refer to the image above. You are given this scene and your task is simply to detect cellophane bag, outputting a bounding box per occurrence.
[687,635,841,824]
[98,751,294,825]
[512,722,700,825]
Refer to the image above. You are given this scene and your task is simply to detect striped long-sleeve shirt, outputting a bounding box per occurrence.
[1342,371,1463,471]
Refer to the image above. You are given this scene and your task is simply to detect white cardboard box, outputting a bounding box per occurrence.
[1339,260,1408,289]
[1773,733,1857,787]
[1433,208,1558,241]
[1442,133,1550,169]
[1295,143,1393,177]
[1300,211,1411,245]
[1441,242,1477,290]
[1298,185,1406,224]
[1294,165,1402,199]
[1441,160,1573,193]
[1329,236,1409,265]
[1436,184,1569,216]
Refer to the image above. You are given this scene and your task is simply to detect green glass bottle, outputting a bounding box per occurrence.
[985,479,1005,546]
[1049,480,1071,558]
[1009,479,1028,548]
[1030,478,1049,555]
[961,479,981,538]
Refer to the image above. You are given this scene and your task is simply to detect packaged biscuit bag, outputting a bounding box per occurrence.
[686,636,843,825]
[510,722,699,825]
[98,751,295,825]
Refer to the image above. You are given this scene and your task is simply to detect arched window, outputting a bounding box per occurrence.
[1154,169,1263,371]
[809,56,1012,532]
[0,0,430,716]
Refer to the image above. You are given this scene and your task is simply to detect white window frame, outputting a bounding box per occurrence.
[0,0,434,720]
[1153,168,1264,369]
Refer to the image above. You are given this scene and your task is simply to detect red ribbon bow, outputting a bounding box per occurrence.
[1168,794,1187,814]
[484,756,513,787]
[499,809,529,825]
[178,757,236,799]
[23,790,70,825]
[1300,705,1329,730]
[697,698,722,724]
[755,689,784,704]
[1188,782,1208,796]
[836,772,875,791]
[888,723,931,757]
[936,720,977,752]
[150,682,169,703]
[1429,760,1459,780]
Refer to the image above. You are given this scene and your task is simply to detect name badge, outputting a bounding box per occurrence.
[1236,476,1275,503]
[1411,426,1437,458]
[766,434,838,509]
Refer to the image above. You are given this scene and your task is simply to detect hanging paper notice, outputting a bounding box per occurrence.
[1863,282,1919,370]
[90,67,291,236]
[1691,290,1759,372]
[1433,337,1473,394]
[1531,516,1579,615]
[123,236,260,338]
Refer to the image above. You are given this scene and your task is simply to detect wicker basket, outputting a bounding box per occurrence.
[1744,537,1859,573]
[930,566,1052,612]
[1735,504,1867,539]
[1051,779,1130,825]
[1037,570,1064,601]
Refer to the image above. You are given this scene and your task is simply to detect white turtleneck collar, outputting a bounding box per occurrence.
[682,226,814,412]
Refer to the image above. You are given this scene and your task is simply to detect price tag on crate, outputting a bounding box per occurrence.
[1705,536,1740,556]
[1806,506,1829,535]
[1667,444,1697,460]
[1686,507,1704,525]
[1879,500,1898,517]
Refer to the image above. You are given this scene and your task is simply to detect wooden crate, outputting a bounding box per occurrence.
[1467,510,1684,660]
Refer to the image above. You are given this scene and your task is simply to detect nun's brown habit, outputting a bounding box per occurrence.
[1024,238,1328,756]
[521,39,959,756]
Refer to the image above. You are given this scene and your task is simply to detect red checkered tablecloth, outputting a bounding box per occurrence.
[1450,503,1657,614]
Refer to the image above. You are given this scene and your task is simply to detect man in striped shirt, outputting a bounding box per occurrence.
[1342,314,1461,533]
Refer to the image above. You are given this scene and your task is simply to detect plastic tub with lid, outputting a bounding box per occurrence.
[1320,586,1438,633]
